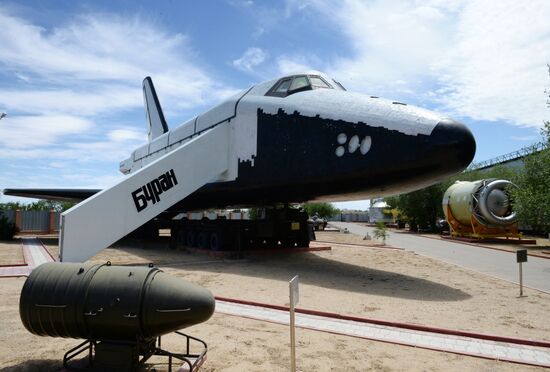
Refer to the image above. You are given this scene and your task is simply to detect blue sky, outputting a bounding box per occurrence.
[0,0,549,210]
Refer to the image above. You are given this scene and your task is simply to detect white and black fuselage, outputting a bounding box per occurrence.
[120,71,475,212]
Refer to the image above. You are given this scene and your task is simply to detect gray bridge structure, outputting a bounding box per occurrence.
[468,141,547,172]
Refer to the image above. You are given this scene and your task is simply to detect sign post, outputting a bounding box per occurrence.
[516,249,527,297]
[289,275,299,372]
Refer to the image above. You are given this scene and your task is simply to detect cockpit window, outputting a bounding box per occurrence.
[332,79,347,91]
[310,76,331,89]
[266,74,335,97]
[274,78,292,93]
[290,76,309,91]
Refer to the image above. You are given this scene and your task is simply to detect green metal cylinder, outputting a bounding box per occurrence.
[20,262,215,341]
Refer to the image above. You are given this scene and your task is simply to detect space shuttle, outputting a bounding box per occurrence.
[4,71,476,261]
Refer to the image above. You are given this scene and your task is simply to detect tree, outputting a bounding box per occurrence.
[56,201,76,212]
[0,200,74,212]
[458,164,518,184]
[0,202,25,211]
[511,122,550,233]
[301,202,340,219]
[26,200,76,211]
[248,207,263,220]
[385,183,447,231]
[509,64,550,234]
[25,200,53,211]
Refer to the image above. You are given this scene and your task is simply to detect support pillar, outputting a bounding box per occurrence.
[49,210,57,234]
[15,209,21,231]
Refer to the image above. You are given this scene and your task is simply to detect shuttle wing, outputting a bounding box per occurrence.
[2,188,100,202]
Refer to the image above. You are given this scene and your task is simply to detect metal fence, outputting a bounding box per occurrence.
[20,211,50,232]
[53,213,61,231]
[329,213,370,222]
[0,210,60,233]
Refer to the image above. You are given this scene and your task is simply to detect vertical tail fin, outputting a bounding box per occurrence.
[143,76,169,141]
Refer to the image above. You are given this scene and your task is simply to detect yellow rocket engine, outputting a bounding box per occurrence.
[442,179,520,239]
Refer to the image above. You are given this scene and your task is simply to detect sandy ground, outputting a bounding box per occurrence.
[315,230,387,247]
[0,240,23,266]
[1,232,549,371]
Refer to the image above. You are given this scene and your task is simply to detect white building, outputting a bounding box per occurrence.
[369,199,394,224]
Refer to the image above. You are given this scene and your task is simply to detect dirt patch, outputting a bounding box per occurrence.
[0,240,24,266]
[315,230,386,246]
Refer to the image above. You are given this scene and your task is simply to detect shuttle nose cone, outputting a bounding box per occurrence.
[430,118,476,171]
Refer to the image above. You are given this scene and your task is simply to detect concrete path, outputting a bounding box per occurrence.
[329,222,550,293]
[216,299,550,368]
[22,237,54,267]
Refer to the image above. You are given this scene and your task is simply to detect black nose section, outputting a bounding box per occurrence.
[430,118,476,171]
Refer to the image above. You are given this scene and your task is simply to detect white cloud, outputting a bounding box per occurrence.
[48,161,70,169]
[277,56,315,75]
[0,86,140,116]
[67,139,143,162]
[232,47,268,72]
[434,1,550,127]
[510,135,538,142]
[298,0,457,94]
[0,11,191,83]
[0,168,124,190]
[0,138,143,163]
[288,0,550,128]
[0,8,233,117]
[0,6,238,173]
[107,127,146,142]
[59,173,125,189]
[0,115,92,149]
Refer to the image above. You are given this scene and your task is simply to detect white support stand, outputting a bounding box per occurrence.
[59,124,230,262]
[289,275,299,372]
[519,262,524,297]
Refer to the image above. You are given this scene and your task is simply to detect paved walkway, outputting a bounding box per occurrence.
[216,299,550,368]
[329,222,550,293]
[0,238,54,277]
[22,237,54,267]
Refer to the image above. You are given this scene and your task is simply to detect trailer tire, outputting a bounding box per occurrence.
[176,229,186,246]
[282,239,296,248]
[186,231,196,247]
[197,231,209,249]
[210,231,223,251]
[296,236,309,247]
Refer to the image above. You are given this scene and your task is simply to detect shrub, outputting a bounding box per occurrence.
[373,221,389,244]
[0,215,17,240]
